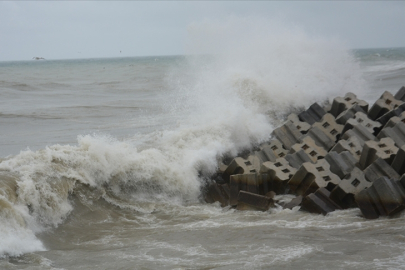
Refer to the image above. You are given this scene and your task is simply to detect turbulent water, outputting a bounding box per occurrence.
[1,22,405,269]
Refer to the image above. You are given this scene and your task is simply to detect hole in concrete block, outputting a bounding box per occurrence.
[351,179,360,187]
[271,145,278,150]
[245,161,252,165]
[282,169,290,173]
[279,153,285,157]
[378,143,387,148]
[297,125,301,130]
[353,101,358,105]
[394,105,398,109]
[349,142,355,147]
[330,129,338,135]
[274,162,282,167]
[249,169,256,173]
[356,150,361,156]
[345,97,352,101]
[402,119,405,123]
[310,151,317,157]
[357,118,364,123]
[385,150,391,154]
[323,176,331,181]
[366,123,371,127]
[386,99,392,105]
[322,122,330,128]
[316,166,325,172]
[302,144,309,150]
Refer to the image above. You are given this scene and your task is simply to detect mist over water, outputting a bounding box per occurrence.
[0,18,404,269]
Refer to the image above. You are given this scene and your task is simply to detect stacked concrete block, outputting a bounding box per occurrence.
[290,136,328,163]
[341,125,376,147]
[368,91,404,121]
[298,102,326,125]
[391,146,405,175]
[342,112,382,135]
[301,127,336,151]
[223,155,261,182]
[254,139,288,163]
[229,173,269,206]
[204,182,230,207]
[272,121,302,150]
[260,158,297,194]
[394,86,405,101]
[312,113,343,143]
[376,103,405,127]
[300,188,342,215]
[331,135,363,161]
[283,195,303,209]
[329,167,371,209]
[287,113,311,134]
[330,92,369,118]
[236,190,275,211]
[382,111,405,129]
[377,121,405,148]
[288,159,341,196]
[324,151,357,179]
[285,149,314,169]
[355,177,405,219]
[358,137,398,170]
[363,158,400,183]
[336,104,367,125]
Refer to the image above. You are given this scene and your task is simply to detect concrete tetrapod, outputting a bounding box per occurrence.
[330,92,369,118]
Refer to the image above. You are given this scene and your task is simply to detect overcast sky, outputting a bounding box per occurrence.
[1,1,404,61]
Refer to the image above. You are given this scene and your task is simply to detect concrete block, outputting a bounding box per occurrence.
[283,195,303,209]
[355,177,405,219]
[336,104,367,125]
[223,155,261,182]
[298,102,326,125]
[359,137,398,170]
[382,111,405,129]
[301,126,336,151]
[394,86,405,101]
[331,136,363,161]
[236,190,275,211]
[300,188,342,215]
[254,139,288,163]
[229,173,269,206]
[312,113,343,143]
[341,124,376,147]
[288,159,341,196]
[287,113,311,134]
[272,121,302,150]
[204,182,230,207]
[391,145,405,175]
[364,158,400,183]
[324,151,357,179]
[290,136,328,163]
[376,103,405,127]
[330,92,369,117]
[330,167,371,209]
[368,91,404,120]
[377,121,405,148]
[342,112,382,135]
[285,149,314,169]
[260,158,297,194]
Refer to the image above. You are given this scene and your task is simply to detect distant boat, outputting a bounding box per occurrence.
[32,57,45,60]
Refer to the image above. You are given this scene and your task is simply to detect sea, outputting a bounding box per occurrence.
[0,41,405,269]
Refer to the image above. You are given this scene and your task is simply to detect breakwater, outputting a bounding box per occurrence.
[205,86,405,219]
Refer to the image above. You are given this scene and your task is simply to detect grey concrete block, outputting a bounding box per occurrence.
[204,182,230,207]
[359,137,398,170]
[301,126,336,151]
[341,124,376,147]
[330,92,369,117]
[236,190,275,211]
[298,102,326,125]
[376,103,405,127]
[290,136,328,163]
[342,112,382,135]
[287,113,311,134]
[223,155,261,182]
[300,188,342,215]
[272,121,302,150]
[312,113,343,143]
[391,145,405,175]
[285,149,314,169]
[382,111,405,129]
[254,139,288,163]
[288,159,341,196]
[330,167,371,209]
[336,104,367,125]
[364,158,400,183]
[331,136,363,161]
[283,195,303,209]
[260,158,297,194]
[368,91,404,120]
[394,86,405,101]
[324,151,357,179]
[377,121,405,148]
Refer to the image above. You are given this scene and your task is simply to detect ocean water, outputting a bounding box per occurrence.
[1,32,405,269]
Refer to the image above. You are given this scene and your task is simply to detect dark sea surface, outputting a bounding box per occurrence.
[0,46,404,269]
